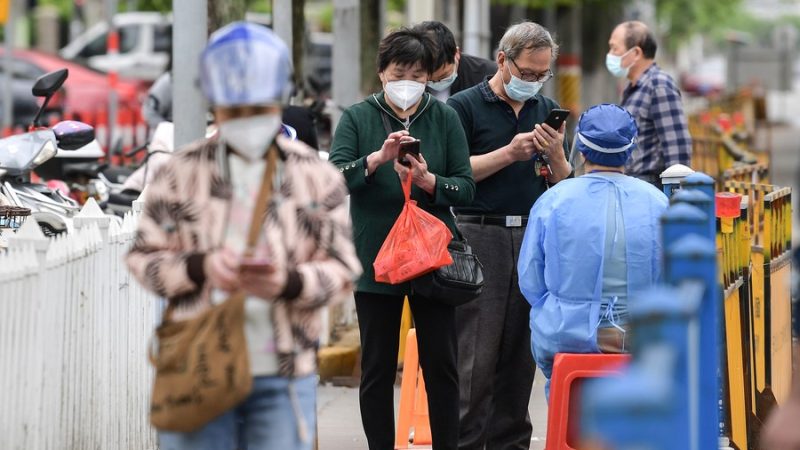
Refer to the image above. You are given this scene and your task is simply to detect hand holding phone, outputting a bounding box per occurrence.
[239,256,274,272]
[543,109,570,131]
[397,139,421,166]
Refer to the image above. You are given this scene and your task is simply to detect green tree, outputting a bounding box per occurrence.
[492,0,743,46]
[208,0,247,34]
[655,0,742,47]
[361,0,381,95]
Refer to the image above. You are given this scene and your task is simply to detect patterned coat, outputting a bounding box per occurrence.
[126,134,362,377]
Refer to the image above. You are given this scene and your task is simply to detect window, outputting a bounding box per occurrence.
[119,25,140,54]
[0,58,45,80]
[153,24,172,53]
[78,25,140,59]
[80,33,107,59]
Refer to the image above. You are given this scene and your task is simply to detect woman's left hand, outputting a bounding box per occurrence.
[394,154,436,194]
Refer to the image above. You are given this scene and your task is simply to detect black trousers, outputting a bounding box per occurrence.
[456,222,535,450]
[355,291,459,450]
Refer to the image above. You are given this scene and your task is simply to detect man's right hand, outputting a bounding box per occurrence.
[204,248,240,292]
[505,131,538,162]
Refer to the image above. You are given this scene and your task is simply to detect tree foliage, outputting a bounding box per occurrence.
[491,0,744,45]
[655,0,743,45]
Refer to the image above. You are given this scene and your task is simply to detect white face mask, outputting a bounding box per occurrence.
[219,114,282,160]
[384,80,426,111]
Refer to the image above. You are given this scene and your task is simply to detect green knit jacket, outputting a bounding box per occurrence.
[329,92,476,295]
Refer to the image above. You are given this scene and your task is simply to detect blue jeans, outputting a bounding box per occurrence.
[158,375,317,450]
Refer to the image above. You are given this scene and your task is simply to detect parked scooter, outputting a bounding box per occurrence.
[105,121,174,217]
[0,69,97,236]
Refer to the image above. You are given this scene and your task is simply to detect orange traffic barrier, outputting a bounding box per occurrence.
[546,353,630,450]
[395,328,432,449]
[118,107,134,159]
[95,109,108,152]
[134,108,148,149]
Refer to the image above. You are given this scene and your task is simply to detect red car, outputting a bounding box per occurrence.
[1,48,148,124]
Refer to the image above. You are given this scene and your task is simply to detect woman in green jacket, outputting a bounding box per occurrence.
[329,28,475,450]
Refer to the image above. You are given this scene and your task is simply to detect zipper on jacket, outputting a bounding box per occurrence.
[372,93,432,131]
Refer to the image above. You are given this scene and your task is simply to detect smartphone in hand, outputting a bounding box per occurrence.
[543,109,570,130]
[397,139,421,166]
[239,257,273,272]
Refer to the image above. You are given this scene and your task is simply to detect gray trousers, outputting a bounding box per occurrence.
[456,221,535,450]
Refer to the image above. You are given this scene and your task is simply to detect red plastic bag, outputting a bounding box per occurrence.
[374,174,453,284]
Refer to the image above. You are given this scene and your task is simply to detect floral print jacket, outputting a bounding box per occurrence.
[126,135,362,377]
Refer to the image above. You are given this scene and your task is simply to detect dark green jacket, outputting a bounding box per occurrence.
[329,92,476,295]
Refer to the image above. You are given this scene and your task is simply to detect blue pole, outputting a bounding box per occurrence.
[671,188,713,211]
[661,203,708,264]
[666,233,719,450]
[582,286,696,450]
[680,173,716,240]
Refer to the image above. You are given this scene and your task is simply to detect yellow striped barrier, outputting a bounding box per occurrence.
[718,194,753,449]
[723,163,770,186]
[717,180,792,448]
[762,187,792,406]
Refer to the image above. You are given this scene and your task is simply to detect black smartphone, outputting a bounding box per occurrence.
[398,139,421,166]
[543,108,570,130]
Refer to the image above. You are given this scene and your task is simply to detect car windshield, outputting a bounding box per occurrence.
[79,24,141,58]
[0,58,44,80]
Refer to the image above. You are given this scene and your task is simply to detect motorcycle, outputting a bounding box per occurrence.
[105,121,175,217]
[0,69,98,236]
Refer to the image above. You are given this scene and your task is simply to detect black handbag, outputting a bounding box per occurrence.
[412,237,484,306]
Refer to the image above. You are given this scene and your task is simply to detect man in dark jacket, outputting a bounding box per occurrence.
[415,21,497,102]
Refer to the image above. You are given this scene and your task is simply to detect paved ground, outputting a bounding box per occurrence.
[317,368,548,450]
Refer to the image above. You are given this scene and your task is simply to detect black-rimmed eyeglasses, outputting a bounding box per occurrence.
[509,58,554,83]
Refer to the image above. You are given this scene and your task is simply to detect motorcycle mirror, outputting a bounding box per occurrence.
[52,121,95,150]
[31,69,69,128]
[32,69,68,97]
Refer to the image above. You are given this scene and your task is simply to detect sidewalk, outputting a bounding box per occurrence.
[317,368,548,450]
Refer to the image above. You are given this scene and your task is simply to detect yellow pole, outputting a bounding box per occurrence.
[0,0,9,25]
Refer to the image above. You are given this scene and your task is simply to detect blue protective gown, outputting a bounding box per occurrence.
[518,173,669,383]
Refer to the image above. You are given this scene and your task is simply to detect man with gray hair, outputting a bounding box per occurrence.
[447,22,571,449]
[606,21,691,188]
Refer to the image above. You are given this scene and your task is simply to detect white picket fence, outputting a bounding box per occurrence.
[0,188,360,449]
[0,200,160,449]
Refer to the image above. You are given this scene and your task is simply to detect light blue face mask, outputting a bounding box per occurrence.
[427,68,458,91]
[606,48,634,78]
[503,62,543,102]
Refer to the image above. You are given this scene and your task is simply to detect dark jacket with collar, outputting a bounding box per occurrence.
[450,53,498,96]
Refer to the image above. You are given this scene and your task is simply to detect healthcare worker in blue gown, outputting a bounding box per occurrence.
[517,103,669,395]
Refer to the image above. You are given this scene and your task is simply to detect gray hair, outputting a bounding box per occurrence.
[499,22,559,61]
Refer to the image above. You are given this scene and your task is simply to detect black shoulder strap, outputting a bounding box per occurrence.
[379,110,393,136]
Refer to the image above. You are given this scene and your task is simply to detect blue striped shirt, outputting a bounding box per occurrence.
[621,63,692,176]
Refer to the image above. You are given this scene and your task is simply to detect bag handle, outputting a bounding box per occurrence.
[244,145,279,255]
[401,172,413,203]
[379,110,394,136]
